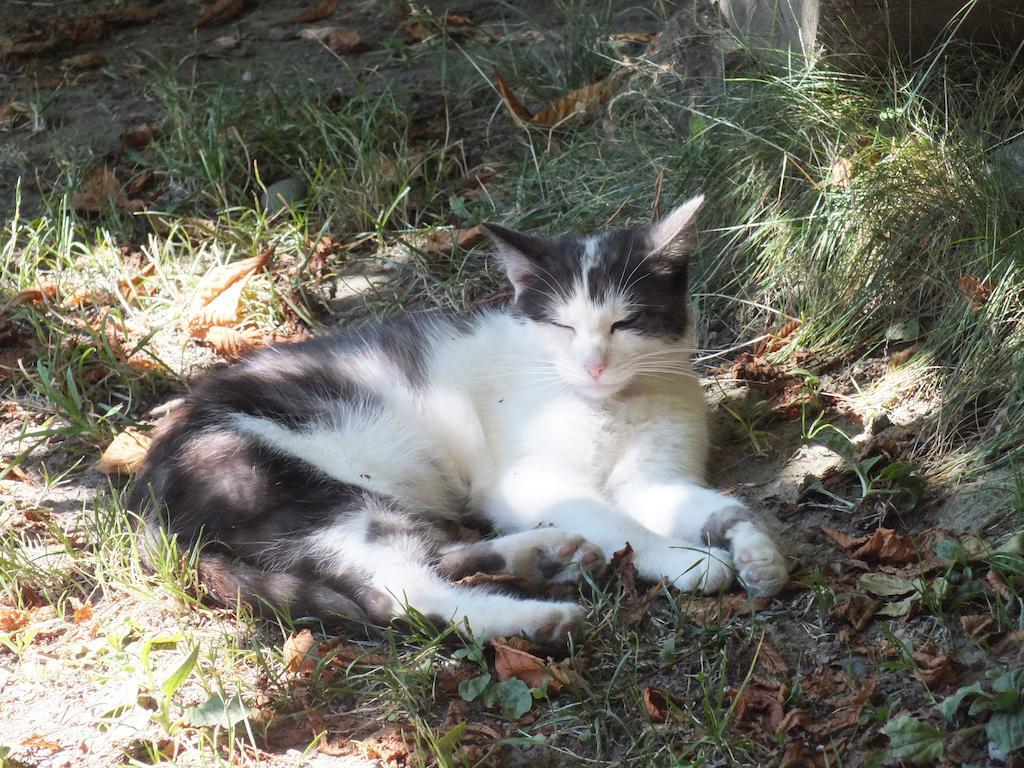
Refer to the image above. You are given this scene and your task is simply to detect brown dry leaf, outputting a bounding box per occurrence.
[958,275,993,309]
[191,326,264,360]
[96,428,151,475]
[194,0,244,28]
[643,686,683,722]
[960,613,995,639]
[494,68,631,130]
[992,629,1024,660]
[492,638,570,690]
[758,640,789,676]
[609,31,656,44]
[986,569,1013,600]
[776,708,812,735]
[283,628,318,674]
[444,13,474,27]
[289,0,339,23]
[531,68,631,127]
[125,168,155,197]
[70,598,93,624]
[731,683,785,733]
[186,248,272,330]
[120,123,156,151]
[298,26,371,54]
[729,351,791,389]
[1,462,33,482]
[424,225,486,254]
[610,543,639,603]
[493,70,539,128]
[833,593,880,631]
[808,676,876,735]
[360,727,411,763]
[827,157,853,188]
[850,528,917,563]
[0,101,35,131]
[912,649,958,689]
[452,571,531,590]
[2,283,58,314]
[61,52,105,70]
[21,734,61,752]
[72,167,127,213]
[756,319,802,356]
[780,740,825,768]
[102,5,164,25]
[816,525,866,550]
[0,608,31,632]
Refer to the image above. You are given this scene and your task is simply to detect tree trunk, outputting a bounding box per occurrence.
[717,0,1024,65]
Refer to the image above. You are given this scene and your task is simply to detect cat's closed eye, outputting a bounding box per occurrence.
[550,321,575,334]
[610,314,641,333]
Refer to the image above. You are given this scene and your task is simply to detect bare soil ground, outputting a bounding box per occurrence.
[2,2,1023,767]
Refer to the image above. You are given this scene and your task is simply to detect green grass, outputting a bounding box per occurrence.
[3,4,1024,766]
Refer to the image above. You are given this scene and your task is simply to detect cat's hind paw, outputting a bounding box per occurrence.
[732,526,788,597]
[537,532,607,584]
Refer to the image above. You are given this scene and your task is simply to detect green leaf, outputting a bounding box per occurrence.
[161,645,199,699]
[935,539,966,563]
[939,682,985,721]
[883,716,945,765]
[433,722,465,759]
[494,678,532,720]
[993,668,1024,696]
[987,710,1024,754]
[186,692,251,729]
[878,594,919,617]
[458,673,491,703]
[139,632,183,672]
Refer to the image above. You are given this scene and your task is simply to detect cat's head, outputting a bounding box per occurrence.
[483,195,702,400]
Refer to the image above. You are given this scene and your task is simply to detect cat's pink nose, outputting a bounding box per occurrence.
[585,361,607,380]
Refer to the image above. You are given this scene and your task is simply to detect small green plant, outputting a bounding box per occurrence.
[453,640,535,720]
[802,409,925,509]
[941,668,1024,755]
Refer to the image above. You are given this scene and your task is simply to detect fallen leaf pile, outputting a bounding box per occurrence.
[1,7,162,57]
[185,247,273,359]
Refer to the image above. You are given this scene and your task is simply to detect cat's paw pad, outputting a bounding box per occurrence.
[733,534,788,597]
[537,534,607,584]
[529,603,585,644]
[670,546,734,594]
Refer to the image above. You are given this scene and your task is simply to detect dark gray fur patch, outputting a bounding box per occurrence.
[699,505,755,548]
[436,543,507,581]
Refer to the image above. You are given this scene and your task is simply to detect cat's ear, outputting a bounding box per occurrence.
[482,223,548,296]
[647,194,704,272]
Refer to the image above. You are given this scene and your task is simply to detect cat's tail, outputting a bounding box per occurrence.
[195,551,372,626]
[136,516,374,630]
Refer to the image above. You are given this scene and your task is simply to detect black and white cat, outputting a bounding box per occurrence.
[130,195,787,643]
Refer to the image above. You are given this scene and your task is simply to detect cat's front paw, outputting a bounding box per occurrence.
[506,529,607,589]
[528,603,585,644]
[732,527,788,597]
[668,545,734,594]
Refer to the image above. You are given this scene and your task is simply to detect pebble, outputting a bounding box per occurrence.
[259,177,307,215]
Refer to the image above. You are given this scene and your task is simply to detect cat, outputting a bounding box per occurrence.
[129,195,788,643]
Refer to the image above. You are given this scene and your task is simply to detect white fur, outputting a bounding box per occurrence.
[226,200,786,638]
